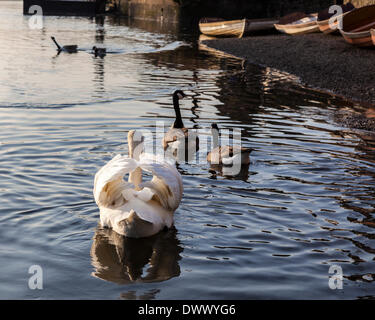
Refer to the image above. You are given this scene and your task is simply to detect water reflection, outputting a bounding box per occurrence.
[120,289,161,300]
[209,163,250,181]
[90,227,183,284]
[94,16,106,43]
[93,57,105,98]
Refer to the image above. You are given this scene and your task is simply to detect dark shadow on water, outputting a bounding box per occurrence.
[90,226,183,284]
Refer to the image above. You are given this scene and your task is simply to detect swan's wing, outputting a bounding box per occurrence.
[93,155,137,207]
[138,154,183,211]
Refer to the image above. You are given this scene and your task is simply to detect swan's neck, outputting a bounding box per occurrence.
[128,132,143,190]
[52,38,61,50]
[173,95,184,129]
[212,128,220,149]
[129,167,142,190]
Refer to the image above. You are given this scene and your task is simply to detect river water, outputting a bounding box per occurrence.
[0,1,374,299]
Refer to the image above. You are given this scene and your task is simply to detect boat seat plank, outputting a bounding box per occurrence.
[351,21,375,33]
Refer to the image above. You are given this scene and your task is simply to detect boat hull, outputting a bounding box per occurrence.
[275,15,319,35]
[340,5,375,47]
[199,19,247,38]
[274,20,319,35]
[317,4,355,34]
[318,12,350,34]
[199,18,279,38]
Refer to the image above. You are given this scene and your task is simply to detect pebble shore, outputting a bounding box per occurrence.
[202,33,375,106]
[202,33,375,131]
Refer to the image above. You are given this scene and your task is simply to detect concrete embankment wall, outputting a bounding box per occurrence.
[345,0,375,6]
[112,0,342,23]
[113,0,179,22]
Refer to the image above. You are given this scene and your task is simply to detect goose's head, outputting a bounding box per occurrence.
[128,130,144,161]
[92,46,97,52]
[211,123,220,136]
[173,90,186,101]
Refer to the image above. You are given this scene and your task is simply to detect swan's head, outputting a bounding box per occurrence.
[128,130,144,160]
[173,90,186,101]
[92,46,97,51]
[51,36,55,41]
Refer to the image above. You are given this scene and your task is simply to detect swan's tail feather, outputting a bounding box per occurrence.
[116,210,156,238]
[93,155,137,206]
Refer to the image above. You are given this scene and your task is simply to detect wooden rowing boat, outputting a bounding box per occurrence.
[372,29,375,45]
[317,3,355,34]
[340,5,375,47]
[199,18,279,38]
[275,13,319,35]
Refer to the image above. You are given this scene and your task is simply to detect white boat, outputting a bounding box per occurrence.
[199,17,279,38]
[275,14,319,35]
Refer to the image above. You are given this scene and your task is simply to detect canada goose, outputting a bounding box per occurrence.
[92,46,106,57]
[207,123,252,166]
[51,36,78,53]
[94,130,183,238]
[162,90,199,153]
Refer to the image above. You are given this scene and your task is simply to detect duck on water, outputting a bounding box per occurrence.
[92,46,106,58]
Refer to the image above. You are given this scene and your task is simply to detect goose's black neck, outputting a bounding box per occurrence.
[51,37,61,50]
[212,127,220,149]
[173,94,184,129]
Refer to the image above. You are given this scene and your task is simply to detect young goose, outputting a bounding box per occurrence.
[207,123,252,166]
[51,36,78,53]
[162,90,199,153]
[92,46,106,58]
[94,130,183,238]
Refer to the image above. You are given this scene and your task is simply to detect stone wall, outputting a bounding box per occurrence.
[344,0,375,6]
[113,0,344,23]
[115,0,179,21]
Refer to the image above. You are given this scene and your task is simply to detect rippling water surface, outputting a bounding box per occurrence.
[1,2,375,299]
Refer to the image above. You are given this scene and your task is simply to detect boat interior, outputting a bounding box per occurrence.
[343,6,375,32]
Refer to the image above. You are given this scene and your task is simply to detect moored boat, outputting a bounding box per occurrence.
[274,12,319,35]
[199,17,279,38]
[372,29,375,45]
[340,5,375,47]
[317,3,355,34]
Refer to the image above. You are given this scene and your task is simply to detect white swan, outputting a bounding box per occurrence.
[93,130,183,238]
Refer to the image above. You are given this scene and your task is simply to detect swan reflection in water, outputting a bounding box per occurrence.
[209,163,250,181]
[90,226,183,284]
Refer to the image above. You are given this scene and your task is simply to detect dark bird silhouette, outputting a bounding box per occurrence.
[92,46,106,58]
[51,36,78,54]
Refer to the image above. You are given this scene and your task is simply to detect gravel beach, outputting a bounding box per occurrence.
[202,33,375,106]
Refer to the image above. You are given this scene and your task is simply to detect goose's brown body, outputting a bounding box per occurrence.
[207,145,251,165]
